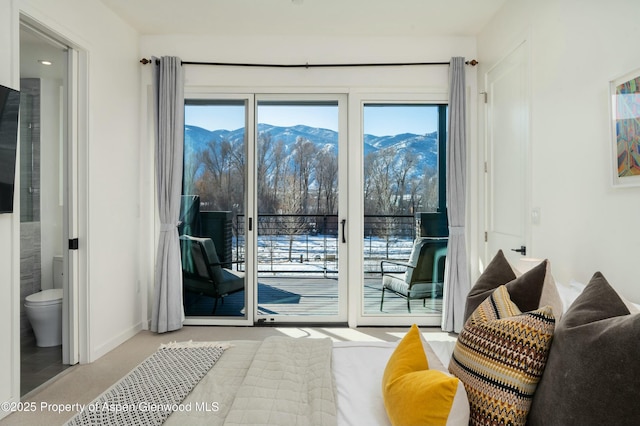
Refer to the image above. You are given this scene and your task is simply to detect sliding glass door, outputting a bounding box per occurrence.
[182,96,252,325]
[255,96,348,323]
[359,102,448,326]
[181,94,347,324]
[180,93,445,326]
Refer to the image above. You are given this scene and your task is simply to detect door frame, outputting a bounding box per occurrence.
[18,14,88,366]
[350,91,450,327]
[181,91,350,325]
[254,93,349,324]
[181,92,256,326]
[180,88,451,327]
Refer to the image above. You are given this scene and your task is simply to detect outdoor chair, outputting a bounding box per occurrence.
[380,237,447,313]
[180,235,245,314]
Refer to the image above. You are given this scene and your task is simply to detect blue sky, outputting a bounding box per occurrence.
[185,103,439,136]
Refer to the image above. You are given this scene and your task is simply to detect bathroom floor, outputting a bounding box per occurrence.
[21,344,70,396]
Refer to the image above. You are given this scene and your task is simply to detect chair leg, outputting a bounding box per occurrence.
[212,297,219,315]
[380,287,385,311]
[407,297,411,313]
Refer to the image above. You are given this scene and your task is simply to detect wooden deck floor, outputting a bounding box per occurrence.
[183,275,443,318]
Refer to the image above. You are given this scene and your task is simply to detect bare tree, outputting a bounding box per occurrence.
[278,174,308,261]
[292,137,317,214]
[257,131,274,211]
[182,148,201,196]
[392,149,418,213]
[314,145,338,214]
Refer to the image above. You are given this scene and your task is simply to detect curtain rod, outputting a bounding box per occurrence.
[139,58,478,68]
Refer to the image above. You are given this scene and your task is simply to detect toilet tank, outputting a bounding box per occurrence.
[53,255,63,289]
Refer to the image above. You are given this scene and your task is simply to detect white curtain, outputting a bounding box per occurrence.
[441,57,470,333]
[150,56,185,333]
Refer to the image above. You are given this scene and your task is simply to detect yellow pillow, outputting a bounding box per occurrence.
[382,324,459,426]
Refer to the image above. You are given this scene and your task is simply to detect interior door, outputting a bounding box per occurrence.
[63,46,79,365]
[485,41,530,265]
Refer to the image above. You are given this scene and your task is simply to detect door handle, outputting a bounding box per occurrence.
[511,245,526,256]
[341,219,346,243]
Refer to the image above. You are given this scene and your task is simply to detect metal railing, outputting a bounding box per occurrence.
[229,213,420,275]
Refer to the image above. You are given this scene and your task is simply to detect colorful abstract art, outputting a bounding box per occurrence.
[614,75,640,178]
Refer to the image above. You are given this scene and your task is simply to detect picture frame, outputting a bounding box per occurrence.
[610,68,640,187]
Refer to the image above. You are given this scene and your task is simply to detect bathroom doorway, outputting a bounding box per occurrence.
[18,22,78,395]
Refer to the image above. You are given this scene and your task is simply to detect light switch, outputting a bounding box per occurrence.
[531,207,541,225]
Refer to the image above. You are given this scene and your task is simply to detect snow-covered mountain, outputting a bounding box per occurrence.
[185,123,439,171]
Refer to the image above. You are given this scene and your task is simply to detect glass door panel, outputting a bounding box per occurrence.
[182,99,250,323]
[362,103,448,319]
[255,97,347,322]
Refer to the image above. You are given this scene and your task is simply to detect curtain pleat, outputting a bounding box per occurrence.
[151,56,185,333]
[441,57,470,333]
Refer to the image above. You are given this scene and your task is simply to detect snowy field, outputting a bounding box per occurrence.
[229,234,416,276]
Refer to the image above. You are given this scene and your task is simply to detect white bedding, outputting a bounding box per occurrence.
[332,340,468,426]
[159,337,467,425]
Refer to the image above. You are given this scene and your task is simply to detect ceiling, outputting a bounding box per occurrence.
[20,27,67,80]
[98,0,507,37]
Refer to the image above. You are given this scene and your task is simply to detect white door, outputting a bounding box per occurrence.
[63,47,81,365]
[254,95,349,323]
[485,41,530,265]
[181,94,349,325]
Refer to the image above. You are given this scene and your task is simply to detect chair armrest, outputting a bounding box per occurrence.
[381,259,415,273]
[207,259,245,268]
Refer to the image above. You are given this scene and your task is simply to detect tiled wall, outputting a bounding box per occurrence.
[19,78,41,348]
[20,78,40,223]
[20,222,41,348]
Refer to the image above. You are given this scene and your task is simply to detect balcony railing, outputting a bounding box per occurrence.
[226,213,425,275]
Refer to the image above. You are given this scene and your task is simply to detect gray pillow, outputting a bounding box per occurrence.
[527,271,640,426]
[464,250,547,322]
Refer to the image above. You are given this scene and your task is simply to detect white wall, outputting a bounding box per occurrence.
[0,0,22,413]
[1,0,142,412]
[477,0,640,301]
[141,34,475,89]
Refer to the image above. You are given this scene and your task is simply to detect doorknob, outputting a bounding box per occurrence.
[341,219,346,243]
[511,245,526,256]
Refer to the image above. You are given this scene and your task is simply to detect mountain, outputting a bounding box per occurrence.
[184,123,439,172]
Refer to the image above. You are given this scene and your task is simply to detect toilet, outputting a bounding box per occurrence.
[25,288,63,347]
[25,256,64,347]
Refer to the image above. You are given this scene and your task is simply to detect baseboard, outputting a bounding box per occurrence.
[89,322,143,363]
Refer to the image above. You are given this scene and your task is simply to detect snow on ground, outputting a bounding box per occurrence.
[229,234,415,276]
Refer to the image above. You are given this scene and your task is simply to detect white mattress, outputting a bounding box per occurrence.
[332,340,467,426]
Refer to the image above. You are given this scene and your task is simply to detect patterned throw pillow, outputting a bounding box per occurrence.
[449,286,555,426]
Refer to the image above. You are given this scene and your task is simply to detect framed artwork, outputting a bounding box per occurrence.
[610,68,640,187]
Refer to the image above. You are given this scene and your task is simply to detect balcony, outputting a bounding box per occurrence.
[182,212,447,317]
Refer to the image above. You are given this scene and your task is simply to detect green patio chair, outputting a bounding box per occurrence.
[380,237,447,313]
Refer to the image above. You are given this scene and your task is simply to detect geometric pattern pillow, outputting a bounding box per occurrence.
[449,286,555,426]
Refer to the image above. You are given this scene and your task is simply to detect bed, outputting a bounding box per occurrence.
[65,251,640,426]
[65,335,468,426]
